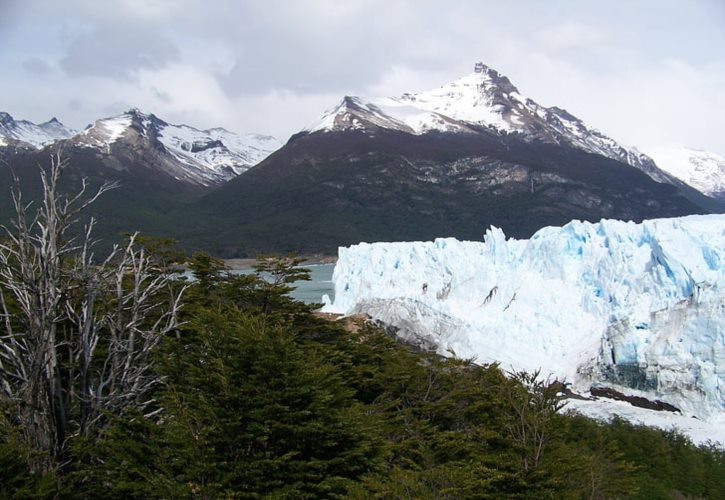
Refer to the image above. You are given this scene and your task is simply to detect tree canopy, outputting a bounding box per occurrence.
[1,157,723,498]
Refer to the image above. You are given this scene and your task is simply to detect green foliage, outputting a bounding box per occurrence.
[499,369,567,473]
[130,234,188,275]
[187,251,228,292]
[157,308,382,498]
[0,410,56,499]
[2,250,723,497]
[601,417,725,499]
[62,411,172,498]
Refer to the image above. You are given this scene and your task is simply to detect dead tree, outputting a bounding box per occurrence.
[0,152,184,470]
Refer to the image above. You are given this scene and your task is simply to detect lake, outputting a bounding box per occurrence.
[287,263,335,304]
[225,263,335,304]
[184,263,336,304]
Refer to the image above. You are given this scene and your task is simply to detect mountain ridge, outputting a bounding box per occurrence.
[0,111,76,147]
[1,63,723,256]
[189,125,706,256]
[0,108,281,187]
[306,63,672,184]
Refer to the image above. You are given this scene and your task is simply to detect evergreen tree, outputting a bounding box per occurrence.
[157,306,382,498]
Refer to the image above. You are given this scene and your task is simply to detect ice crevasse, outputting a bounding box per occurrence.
[323,215,724,429]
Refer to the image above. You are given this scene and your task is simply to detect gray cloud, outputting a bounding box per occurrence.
[0,0,22,29]
[151,87,172,103]
[67,99,83,112]
[60,25,180,79]
[209,1,410,96]
[22,57,53,76]
[0,0,723,153]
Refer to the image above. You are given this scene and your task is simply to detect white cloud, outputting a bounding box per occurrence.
[1,0,724,153]
[533,22,610,51]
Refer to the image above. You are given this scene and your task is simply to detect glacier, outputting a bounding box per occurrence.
[323,215,724,443]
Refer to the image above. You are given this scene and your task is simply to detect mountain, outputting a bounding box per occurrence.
[0,111,76,147]
[307,63,667,181]
[72,109,280,186]
[323,214,725,445]
[0,109,280,248]
[0,109,281,187]
[647,146,725,200]
[188,63,714,257]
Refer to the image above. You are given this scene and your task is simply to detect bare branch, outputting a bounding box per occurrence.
[0,152,182,470]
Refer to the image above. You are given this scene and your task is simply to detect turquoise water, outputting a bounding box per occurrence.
[183,263,335,304]
[287,263,335,304]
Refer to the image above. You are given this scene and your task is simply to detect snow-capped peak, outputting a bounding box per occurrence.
[78,112,135,148]
[306,93,477,135]
[73,108,282,185]
[0,111,76,147]
[306,63,527,135]
[305,62,668,182]
[647,145,725,199]
[398,64,523,131]
[1,107,280,186]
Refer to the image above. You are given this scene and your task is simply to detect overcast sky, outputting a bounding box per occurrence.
[1,0,724,155]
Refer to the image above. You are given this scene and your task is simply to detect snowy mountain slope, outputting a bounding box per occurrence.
[323,214,724,441]
[0,111,76,147]
[76,114,133,150]
[308,96,477,135]
[0,108,280,186]
[73,109,281,186]
[648,146,725,199]
[158,123,280,179]
[307,63,668,182]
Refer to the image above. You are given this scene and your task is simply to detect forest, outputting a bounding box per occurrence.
[1,157,724,499]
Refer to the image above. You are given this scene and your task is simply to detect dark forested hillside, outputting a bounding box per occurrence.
[2,125,721,258]
[182,128,712,257]
[0,146,206,252]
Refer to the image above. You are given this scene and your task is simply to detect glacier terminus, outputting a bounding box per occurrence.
[323,214,724,444]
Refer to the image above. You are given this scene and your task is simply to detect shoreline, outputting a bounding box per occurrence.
[222,255,338,269]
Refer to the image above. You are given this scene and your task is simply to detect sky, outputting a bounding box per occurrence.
[1,0,724,155]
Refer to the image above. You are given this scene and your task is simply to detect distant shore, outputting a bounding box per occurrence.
[222,255,338,269]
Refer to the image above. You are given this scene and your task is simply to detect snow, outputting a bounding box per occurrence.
[400,72,513,131]
[305,72,512,135]
[0,113,76,147]
[303,63,669,183]
[99,115,131,144]
[648,145,725,197]
[79,114,133,150]
[158,122,281,179]
[73,109,281,185]
[323,215,725,442]
[566,397,724,447]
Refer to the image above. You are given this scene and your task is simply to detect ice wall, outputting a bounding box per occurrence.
[324,215,724,422]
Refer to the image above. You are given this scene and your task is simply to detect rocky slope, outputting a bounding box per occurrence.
[188,63,713,256]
